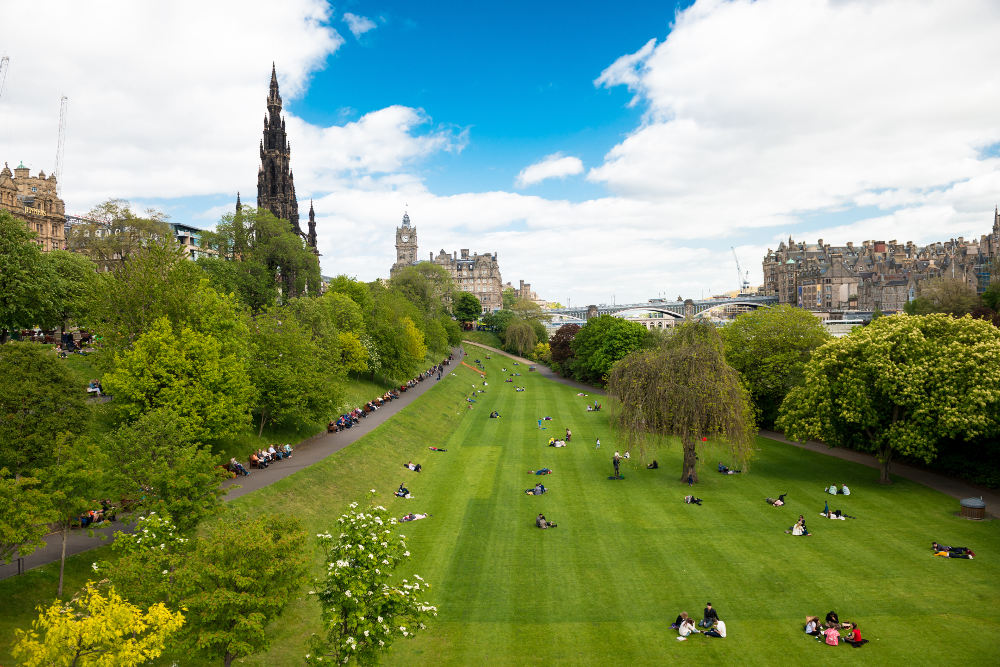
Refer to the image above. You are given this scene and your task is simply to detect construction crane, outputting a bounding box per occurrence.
[731,246,750,293]
[54,95,68,195]
[0,56,9,100]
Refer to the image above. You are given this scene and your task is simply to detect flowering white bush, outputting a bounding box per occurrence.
[307,492,436,665]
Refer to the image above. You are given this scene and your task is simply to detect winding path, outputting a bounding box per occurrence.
[0,349,465,581]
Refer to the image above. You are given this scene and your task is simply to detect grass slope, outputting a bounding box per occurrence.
[245,344,1000,665]
[4,346,998,665]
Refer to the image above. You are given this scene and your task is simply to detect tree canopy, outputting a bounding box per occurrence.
[570,315,652,386]
[607,321,756,482]
[0,210,50,339]
[721,305,830,427]
[453,291,482,322]
[778,314,1000,483]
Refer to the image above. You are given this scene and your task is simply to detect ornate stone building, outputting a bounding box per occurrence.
[762,209,1000,313]
[0,161,65,251]
[389,211,503,313]
[256,64,317,252]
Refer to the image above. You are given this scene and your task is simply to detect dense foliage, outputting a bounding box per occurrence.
[308,493,436,664]
[721,305,831,427]
[778,314,1000,483]
[607,321,755,481]
[568,315,653,386]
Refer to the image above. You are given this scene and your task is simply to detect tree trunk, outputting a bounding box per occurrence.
[879,447,893,485]
[680,437,699,484]
[58,522,68,597]
[224,651,234,667]
[258,410,267,438]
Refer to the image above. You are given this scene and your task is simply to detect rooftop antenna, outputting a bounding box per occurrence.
[54,95,68,195]
[0,56,9,100]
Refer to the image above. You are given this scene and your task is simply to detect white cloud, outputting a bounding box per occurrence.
[342,12,377,38]
[4,0,1000,305]
[515,153,584,188]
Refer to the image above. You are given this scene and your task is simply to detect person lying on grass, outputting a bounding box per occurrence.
[718,462,742,474]
[525,483,547,495]
[549,440,566,447]
[766,493,788,507]
[428,446,447,452]
[528,468,552,475]
[646,460,659,469]
[786,516,811,536]
[820,507,855,520]
[932,541,973,555]
[404,461,422,472]
[395,483,411,498]
[934,547,974,559]
[400,512,429,522]
[536,513,556,529]
[684,495,703,505]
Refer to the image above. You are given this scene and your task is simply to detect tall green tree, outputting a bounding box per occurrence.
[549,323,581,372]
[570,315,651,385]
[453,291,482,323]
[0,210,50,341]
[503,319,538,356]
[903,277,979,316]
[66,199,172,271]
[721,305,831,427]
[102,317,255,442]
[172,513,309,667]
[105,409,227,533]
[391,262,455,316]
[39,250,99,337]
[0,342,90,476]
[778,314,1000,483]
[501,287,517,310]
[607,321,756,482]
[0,471,56,564]
[247,307,338,435]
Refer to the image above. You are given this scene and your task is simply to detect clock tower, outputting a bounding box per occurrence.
[391,211,418,276]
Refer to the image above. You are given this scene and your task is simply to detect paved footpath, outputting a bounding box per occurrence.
[466,340,996,515]
[0,348,465,581]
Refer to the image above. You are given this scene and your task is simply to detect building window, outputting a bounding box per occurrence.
[31,186,37,193]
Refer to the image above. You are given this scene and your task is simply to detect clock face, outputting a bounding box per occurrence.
[401,235,409,242]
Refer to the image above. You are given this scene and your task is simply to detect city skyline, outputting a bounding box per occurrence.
[2,0,999,304]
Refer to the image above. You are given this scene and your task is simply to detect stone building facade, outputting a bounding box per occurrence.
[0,161,66,251]
[762,209,1000,313]
[389,211,503,313]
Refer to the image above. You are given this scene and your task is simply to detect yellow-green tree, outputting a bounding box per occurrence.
[12,581,184,667]
[778,314,1000,483]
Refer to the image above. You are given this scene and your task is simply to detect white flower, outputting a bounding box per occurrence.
[370,488,377,493]
[344,590,352,598]
[379,640,385,647]
[162,569,169,575]
[363,630,369,637]
[377,616,383,623]
[91,562,98,571]
[404,551,410,557]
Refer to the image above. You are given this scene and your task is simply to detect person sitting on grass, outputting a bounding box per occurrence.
[842,622,868,647]
[703,619,726,638]
[804,616,821,635]
[395,483,411,498]
[823,623,840,646]
[528,468,552,475]
[647,460,659,469]
[841,483,850,495]
[671,612,689,629]
[718,462,742,474]
[677,617,699,638]
[404,461,422,472]
[490,410,500,418]
[525,483,547,495]
[786,516,811,536]
[536,513,556,529]
[400,512,428,522]
[684,495,703,505]
[698,603,719,628]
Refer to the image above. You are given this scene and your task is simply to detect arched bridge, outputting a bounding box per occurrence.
[550,295,778,320]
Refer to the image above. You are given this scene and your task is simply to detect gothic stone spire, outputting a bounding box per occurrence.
[257,64,301,238]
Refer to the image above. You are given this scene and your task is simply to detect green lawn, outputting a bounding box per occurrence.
[3,344,998,665]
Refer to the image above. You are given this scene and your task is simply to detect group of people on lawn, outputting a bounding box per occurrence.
[673,604,726,639]
[805,611,867,647]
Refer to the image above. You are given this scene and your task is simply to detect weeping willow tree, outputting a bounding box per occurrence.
[607,320,756,483]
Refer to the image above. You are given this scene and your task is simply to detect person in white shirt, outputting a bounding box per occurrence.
[704,619,726,638]
[841,484,851,495]
[678,618,699,637]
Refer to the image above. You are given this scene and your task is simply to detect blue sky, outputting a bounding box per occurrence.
[3,0,1000,304]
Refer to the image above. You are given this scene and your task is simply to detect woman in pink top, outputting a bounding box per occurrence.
[823,625,840,646]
